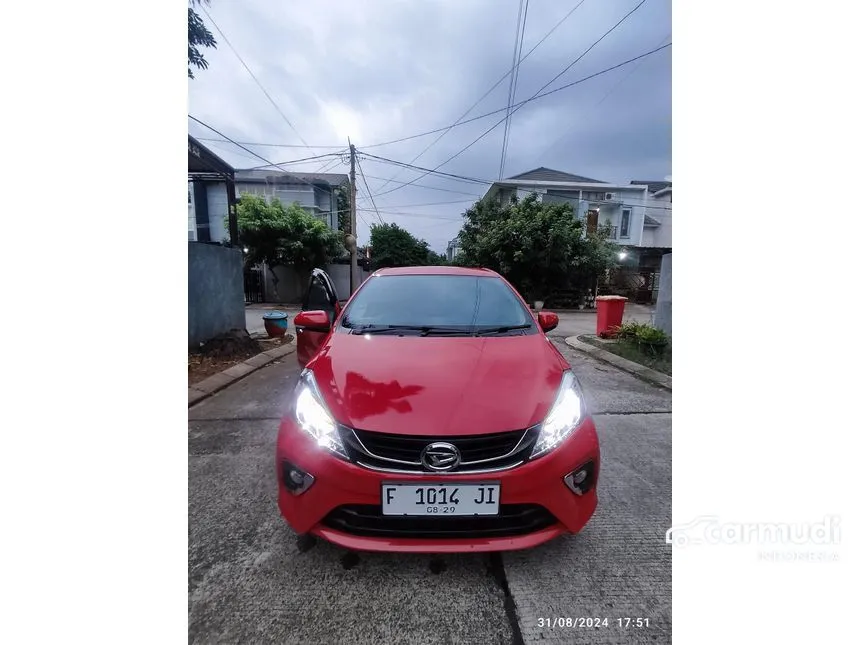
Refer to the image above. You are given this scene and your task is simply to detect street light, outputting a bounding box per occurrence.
[618,250,628,260]
[243,247,249,254]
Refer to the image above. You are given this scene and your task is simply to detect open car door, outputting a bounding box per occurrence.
[295,268,342,367]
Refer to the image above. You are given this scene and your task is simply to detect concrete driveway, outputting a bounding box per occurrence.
[189,337,671,644]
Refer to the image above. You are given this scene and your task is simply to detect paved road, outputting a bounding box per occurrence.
[189,339,671,644]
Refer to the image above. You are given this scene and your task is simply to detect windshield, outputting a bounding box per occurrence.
[341,275,535,332]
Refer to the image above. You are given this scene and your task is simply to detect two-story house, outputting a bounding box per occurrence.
[233,169,348,230]
[446,236,461,262]
[481,167,672,302]
[188,166,347,243]
[482,167,671,266]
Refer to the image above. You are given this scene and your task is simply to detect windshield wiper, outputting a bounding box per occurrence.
[349,324,471,336]
[473,324,533,336]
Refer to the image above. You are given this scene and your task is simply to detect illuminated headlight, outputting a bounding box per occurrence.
[293,369,348,459]
[531,370,586,458]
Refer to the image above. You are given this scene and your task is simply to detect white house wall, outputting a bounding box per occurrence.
[645,193,672,248]
[648,215,672,248]
[517,187,543,201]
[274,186,316,210]
[188,183,197,241]
[641,227,655,247]
[628,206,645,246]
[205,183,230,243]
[236,182,335,221]
[583,190,647,246]
[314,187,334,227]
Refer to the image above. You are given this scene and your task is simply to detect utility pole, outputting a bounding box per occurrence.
[348,140,358,295]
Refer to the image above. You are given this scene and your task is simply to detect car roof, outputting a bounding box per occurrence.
[372,266,500,277]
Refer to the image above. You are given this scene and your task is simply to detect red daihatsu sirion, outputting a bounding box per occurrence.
[276,266,600,553]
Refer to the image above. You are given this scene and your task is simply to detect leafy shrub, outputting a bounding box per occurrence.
[628,324,670,355]
[635,325,669,344]
[613,321,646,340]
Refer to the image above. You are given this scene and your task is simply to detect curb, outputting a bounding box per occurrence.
[188,340,297,407]
[564,335,672,391]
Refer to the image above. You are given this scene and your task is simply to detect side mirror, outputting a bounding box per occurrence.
[537,311,559,333]
[294,310,332,332]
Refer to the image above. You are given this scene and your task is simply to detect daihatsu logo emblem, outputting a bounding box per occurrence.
[420,442,461,471]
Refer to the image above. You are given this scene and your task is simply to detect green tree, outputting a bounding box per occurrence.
[427,250,448,265]
[237,195,342,300]
[188,1,216,79]
[457,194,616,302]
[368,223,443,270]
[334,186,351,232]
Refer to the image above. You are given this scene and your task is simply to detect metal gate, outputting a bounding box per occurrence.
[243,267,264,303]
[601,267,660,304]
[636,270,660,304]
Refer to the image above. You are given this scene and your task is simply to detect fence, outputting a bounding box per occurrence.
[188,242,246,347]
[260,262,372,303]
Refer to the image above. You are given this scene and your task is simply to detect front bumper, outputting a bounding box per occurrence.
[276,417,600,553]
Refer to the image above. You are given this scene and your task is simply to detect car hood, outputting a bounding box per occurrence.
[308,333,568,436]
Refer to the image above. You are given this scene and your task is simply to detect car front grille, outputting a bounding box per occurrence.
[321,504,558,539]
[339,425,541,473]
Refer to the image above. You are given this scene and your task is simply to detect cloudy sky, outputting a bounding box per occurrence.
[188,0,671,253]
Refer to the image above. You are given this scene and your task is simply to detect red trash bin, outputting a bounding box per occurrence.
[596,295,628,338]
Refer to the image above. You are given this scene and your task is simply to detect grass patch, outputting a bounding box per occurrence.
[580,334,672,376]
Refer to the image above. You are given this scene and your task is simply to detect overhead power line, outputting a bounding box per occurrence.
[241,151,346,170]
[375,45,666,196]
[360,150,675,210]
[535,32,671,162]
[360,173,483,197]
[372,0,588,191]
[193,28,664,164]
[363,152,675,203]
[500,0,530,180]
[195,137,346,149]
[188,115,337,193]
[359,151,675,211]
[314,156,347,174]
[359,3,653,161]
[201,6,314,151]
[356,154,384,225]
[366,198,476,208]
[202,139,275,165]
[357,209,463,221]
[359,152,493,185]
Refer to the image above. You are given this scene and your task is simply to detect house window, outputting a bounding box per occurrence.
[620,208,631,238]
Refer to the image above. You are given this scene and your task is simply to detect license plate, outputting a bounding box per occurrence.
[381,482,500,516]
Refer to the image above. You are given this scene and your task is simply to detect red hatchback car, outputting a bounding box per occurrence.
[276,266,600,553]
